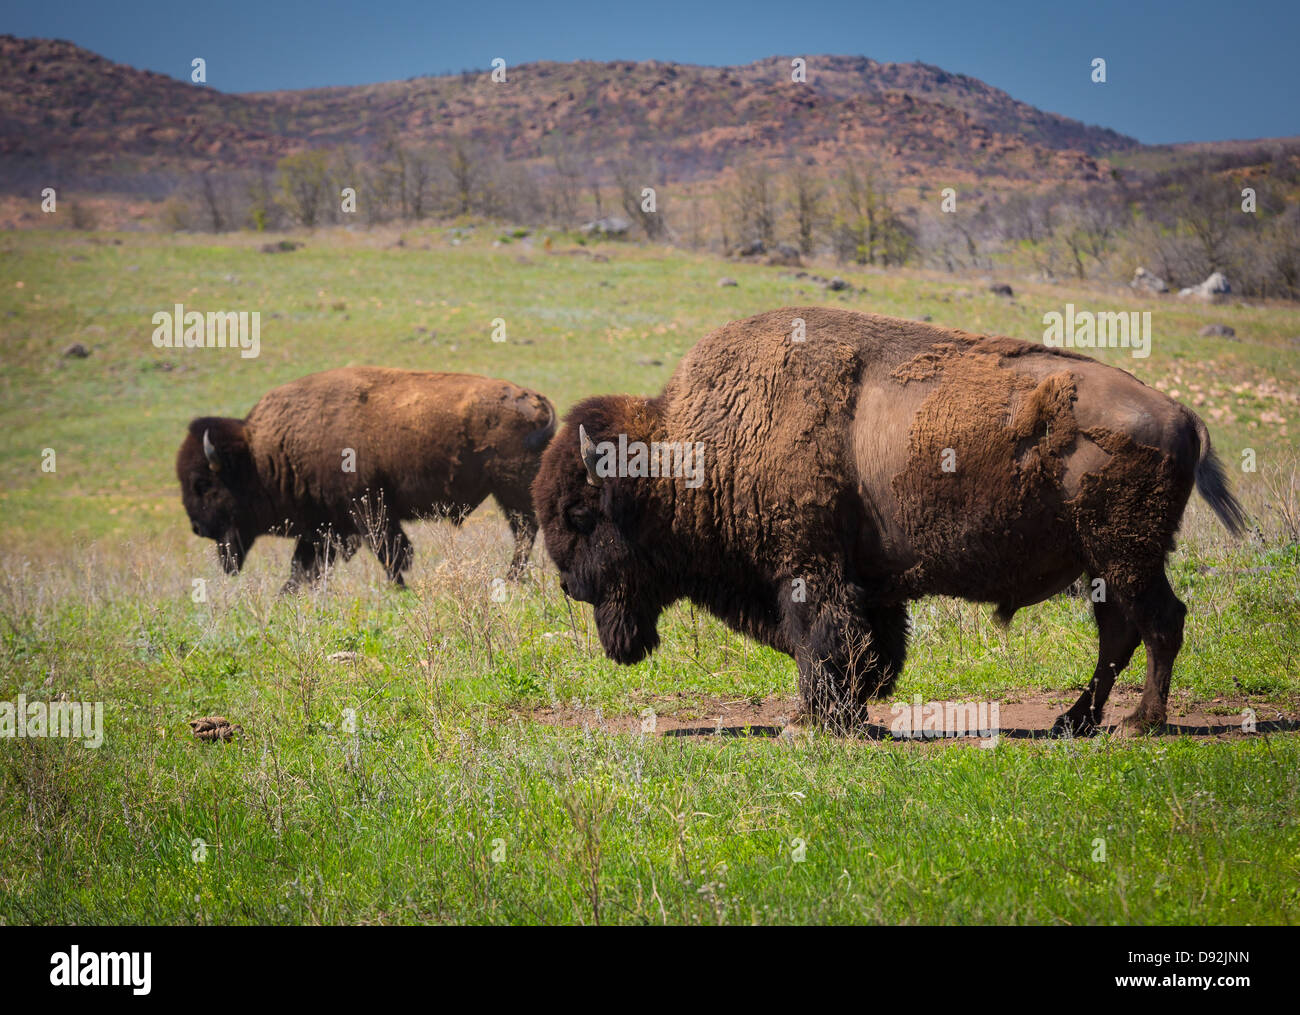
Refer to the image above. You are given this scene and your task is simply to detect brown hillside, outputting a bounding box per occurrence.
[0,35,1134,190]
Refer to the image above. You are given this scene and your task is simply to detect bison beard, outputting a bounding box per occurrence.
[532,307,1246,736]
[594,598,660,664]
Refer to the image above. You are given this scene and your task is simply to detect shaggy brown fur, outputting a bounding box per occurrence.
[532,307,1245,734]
[178,367,555,589]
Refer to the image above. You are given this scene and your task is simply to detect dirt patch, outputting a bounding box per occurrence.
[526,690,1299,743]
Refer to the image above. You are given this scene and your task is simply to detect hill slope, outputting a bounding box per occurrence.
[0,36,1133,188]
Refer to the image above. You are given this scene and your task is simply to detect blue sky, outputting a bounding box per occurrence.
[5,0,1297,145]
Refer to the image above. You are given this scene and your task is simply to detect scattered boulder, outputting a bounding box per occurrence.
[1198,324,1237,339]
[1178,271,1230,302]
[580,216,630,237]
[988,282,1014,297]
[1130,267,1169,294]
[765,243,802,267]
[61,342,90,359]
[718,277,739,287]
[733,239,766,258]
[788,271,856,292]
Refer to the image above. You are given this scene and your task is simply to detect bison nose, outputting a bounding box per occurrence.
[559,578,570,596]
[192,522,201,536]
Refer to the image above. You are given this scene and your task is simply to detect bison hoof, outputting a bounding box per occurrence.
[1049,713,1098,739]
[1117,712,1166,737]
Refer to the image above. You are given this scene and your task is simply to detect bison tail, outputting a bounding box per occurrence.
[1189,410,1247,537]
[523,396,557,452]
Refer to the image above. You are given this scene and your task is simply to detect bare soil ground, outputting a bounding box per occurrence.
[526,690,1300,743]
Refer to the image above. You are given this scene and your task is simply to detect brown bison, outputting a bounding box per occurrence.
[179,367,554,588]
[532,307,1246,735]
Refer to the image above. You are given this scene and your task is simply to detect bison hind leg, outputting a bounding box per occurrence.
[383,527,415,587]
[491,493,538,581]
[283,536,325,593]
[1050,596,1141,737]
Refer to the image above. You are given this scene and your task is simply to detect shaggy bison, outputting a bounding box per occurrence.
[532,307,1245,734]
[179,367,554,588]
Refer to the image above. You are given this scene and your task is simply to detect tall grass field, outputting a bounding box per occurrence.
[1,224,1297,924]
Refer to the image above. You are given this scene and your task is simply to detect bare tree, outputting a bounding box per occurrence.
[787,160,825,255]
[731,161,776,249]
[613,156,665,239]
[407,147,436,220]
[832,160,913,266]
[1177,178,1235,271]
[446,138,480,216]
[198,170,227,232]
[276,151,331,228]
[545,137,582,225]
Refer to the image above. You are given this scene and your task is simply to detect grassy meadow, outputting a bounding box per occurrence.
[1,223,1298,924]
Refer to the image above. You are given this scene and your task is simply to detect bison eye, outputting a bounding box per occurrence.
[193,477,211,496]
[565,504,597,534]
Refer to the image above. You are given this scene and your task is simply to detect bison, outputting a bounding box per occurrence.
[532,307,1246,735]
[179,367,555,589]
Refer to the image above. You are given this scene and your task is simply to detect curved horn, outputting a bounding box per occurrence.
[202,429,221,472]
[578,424,603,487]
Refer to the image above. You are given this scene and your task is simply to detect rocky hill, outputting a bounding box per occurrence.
[0,35,1138,190]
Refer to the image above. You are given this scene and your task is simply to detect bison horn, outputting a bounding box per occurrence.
[578,424,603,487]
[202,429,221,472]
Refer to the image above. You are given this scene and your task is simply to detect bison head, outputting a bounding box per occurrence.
[176,417,262,574]
[531,397,673,665]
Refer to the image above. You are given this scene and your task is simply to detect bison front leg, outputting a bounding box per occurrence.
[789,595,907,732]
[504,509,538,580]
[490,493,538,581]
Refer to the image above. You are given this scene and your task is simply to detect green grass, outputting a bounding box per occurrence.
[1,224,1298,924]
